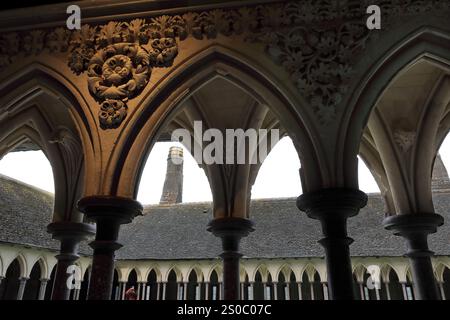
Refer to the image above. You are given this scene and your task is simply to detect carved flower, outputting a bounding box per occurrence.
[148,37,178,67]
[98,99,127,129]
[102,54,133,85]
[87,43,151,101]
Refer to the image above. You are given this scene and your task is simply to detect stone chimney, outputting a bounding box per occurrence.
[160,146,183,205]
[432,154,450,192]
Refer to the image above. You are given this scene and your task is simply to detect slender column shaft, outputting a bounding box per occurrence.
[183,282,188,300]
[439,282,446,300]
[156,282,161,300]
[384,214,443,300]
[359,283,365,300]
[38,279,48,300]
[161,282,167,300]
[121,282,126,300]
[401,283,408,300]
[273,282,278,300]
[17,277,28,300]
[137,282,141,300]
[375,288,380,300]
[205,282,209,300]
[297,282,302,300]
[323,283,329,300]
[297,189,367,300]
[385,282,391,300]
[249,282,254,300]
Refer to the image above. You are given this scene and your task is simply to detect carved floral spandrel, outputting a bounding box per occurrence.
[0,1,449,129]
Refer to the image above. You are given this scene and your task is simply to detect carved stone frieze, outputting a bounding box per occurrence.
[0,1,449,129]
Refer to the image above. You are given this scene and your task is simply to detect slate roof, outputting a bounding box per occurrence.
[1,173,450,260]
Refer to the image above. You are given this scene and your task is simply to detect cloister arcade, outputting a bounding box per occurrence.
[1,242,450,300]
[0,1,450,301]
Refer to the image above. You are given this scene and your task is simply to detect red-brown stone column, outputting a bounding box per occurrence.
[77,196,142,300]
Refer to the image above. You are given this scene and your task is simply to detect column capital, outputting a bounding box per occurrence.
[383,213,444,257]
[47,221,96,242]
[77,195,143,224]
[297,188,367,220]
[383,213,443,235]
[207,217,254,252]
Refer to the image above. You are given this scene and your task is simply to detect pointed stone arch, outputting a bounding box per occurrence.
[344,27,450,190]
[0,64,100,221]
[112,45,320,202]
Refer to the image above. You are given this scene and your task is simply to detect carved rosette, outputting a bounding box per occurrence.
[67,20,180,129]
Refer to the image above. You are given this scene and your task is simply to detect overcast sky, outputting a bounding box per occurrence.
[1,136,450,204]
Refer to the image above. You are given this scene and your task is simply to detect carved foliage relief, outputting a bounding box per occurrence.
[0,1,449,129]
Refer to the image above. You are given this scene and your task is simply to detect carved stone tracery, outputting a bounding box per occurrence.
[0,1,449,129]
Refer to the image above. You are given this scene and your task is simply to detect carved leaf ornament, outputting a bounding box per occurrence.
[0,1,449,129]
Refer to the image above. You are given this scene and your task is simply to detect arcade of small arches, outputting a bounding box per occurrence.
[0,0,450,301]
[2,244,450,301]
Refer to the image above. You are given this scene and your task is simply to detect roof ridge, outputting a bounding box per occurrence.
[0,173,54,198]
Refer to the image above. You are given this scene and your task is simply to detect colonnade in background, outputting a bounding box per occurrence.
[1,248,450,300]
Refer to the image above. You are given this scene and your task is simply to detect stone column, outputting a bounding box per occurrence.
[77,196,143,300]
[240,283,244,300]
[38,279,49,300]
[248,282,254,300]
[297,282,302,300]
[358,282,365,300]
[263,282,268,300]
[205,282,209,300]
[401,282,408,300]
[176,282,181,300]
[439,282,446,300]
[207,218,254,300]
[297,188,367,300]
[183,282,188,300]
[140,283,146,300]
[285,284,290,300]
[375,287,381,300]
[161,282,167,300]
[16,277,28,300]
[116,282,122,300]
[156,282,161,300]
[385,282,391,300]
[121,282,126,300]
[73,288,81,300]
[273,282,278,300]
[137,282,141,300]
[383,214,443,300]
[322,283,329,300]
[47,222,95,300]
